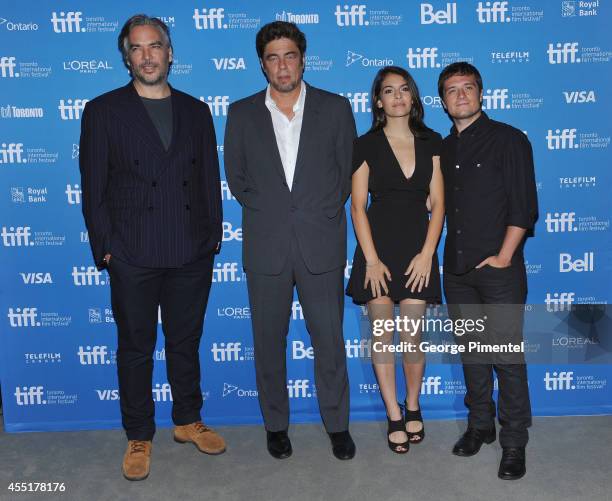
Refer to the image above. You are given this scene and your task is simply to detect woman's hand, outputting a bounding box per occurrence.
[364,260,392,298]
[404,253,432,293]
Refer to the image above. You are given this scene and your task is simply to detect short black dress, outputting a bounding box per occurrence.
[346,128,442,304]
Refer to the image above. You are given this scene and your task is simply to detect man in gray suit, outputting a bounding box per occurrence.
[224,21,357,460]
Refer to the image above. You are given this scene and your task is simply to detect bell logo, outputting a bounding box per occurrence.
[476,1,509,23]
[222,222,243,242]
[544,371,575,390]
[406,48,440,69]
[559,252,594,272]
[7,307,40,327]
[292,340,314,360]
[545,292,575,312]
[420,3,457,24]
[0,56,17,77]
[50,11,84,33]
[421,376,443,395]
[545,212,576,232]
[58,99,88,120]
[287,379,312,398]
[65,184,82,204]
[211,342,242,361]
[547,42,580,64]
[200,95,229,117]
[0,143,26,163]
[193,8,226,30]
[335,5,368,27]
[212,57,246,70]
[15,386,46,405]
[77,345,110,365]
[1,226,32,246]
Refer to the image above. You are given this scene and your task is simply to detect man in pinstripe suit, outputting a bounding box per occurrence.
[79,15,225,481]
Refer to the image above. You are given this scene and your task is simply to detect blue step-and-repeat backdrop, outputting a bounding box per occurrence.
[1,1,610,432]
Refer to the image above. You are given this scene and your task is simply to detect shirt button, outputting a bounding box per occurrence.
[455,164,460,169]
[455,208,460,213]
[454,186,460,191]
[456,229,462,234]
[457,250,463,254]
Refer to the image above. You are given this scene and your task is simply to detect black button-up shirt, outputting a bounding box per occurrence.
[441,112,538,275]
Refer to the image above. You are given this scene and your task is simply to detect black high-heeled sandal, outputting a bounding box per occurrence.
[402,403,425,444]
[387,416,410,454]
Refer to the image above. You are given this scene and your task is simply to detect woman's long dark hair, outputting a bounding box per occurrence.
[369,66,429,137]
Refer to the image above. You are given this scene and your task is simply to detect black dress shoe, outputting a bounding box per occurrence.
[328,431,356,460]
[452,427,496,457]
[266,430,292,459]
[498,447,526,480]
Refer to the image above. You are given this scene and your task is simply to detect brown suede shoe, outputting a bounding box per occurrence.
[122,440,152,481]
[174,421,226,455]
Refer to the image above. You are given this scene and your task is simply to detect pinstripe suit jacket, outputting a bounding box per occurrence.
[79,82,222,269]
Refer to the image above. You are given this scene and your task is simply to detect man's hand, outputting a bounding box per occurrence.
[103,253,111,265]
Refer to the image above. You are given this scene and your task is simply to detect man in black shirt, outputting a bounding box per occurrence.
[438,62,538,480]
[80,15,225,481]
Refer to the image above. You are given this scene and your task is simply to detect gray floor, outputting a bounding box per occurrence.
[0,415,611,501]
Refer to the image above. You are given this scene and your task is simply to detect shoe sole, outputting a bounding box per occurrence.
[123,471,149,481]
[174,436,226,455]
[498,471,526,481]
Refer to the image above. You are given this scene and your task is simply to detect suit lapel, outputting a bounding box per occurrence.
[113,82,168,155]
[253,91,287,184]
[292,84,320,186]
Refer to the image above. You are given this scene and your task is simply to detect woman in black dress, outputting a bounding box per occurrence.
[347,66,444,453]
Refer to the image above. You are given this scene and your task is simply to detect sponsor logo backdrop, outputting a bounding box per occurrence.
[1,1,610,432]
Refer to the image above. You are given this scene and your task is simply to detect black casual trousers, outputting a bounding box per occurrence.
[443,262,532,448]
[108,254,213,441]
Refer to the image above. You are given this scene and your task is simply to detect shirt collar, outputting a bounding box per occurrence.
[450,111,490,137]
[265,80,307,113]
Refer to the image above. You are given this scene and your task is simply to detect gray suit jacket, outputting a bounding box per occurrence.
[224,83,356,275]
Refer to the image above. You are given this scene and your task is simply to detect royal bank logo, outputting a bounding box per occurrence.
[562,1,599,17]
[72,144,80,159]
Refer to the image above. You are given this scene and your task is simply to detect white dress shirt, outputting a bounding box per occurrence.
[265,81,306,191]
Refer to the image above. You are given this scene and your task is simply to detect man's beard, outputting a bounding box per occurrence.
[270,77,300,93]
[132,63,167,86]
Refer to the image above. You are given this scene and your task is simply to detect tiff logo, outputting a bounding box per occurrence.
[50,11,84,33]
[1,226,32,246]
[200,95,229,117]
[65,184,81,204]
[72,266,106,286]
[476,1,509,23]
[546,128,578,150]
[0,56,17,77]
[406,48,440,69]
[212,262,241,282]
[545,292,575,312]
[220,181,236,201]
[334,5,368,26]
[340,92,369,113]
[291,301,304,320]
[545,212,576,232]
[193,8,226,30]
[77,345,110,365]
[482,89,510,110]
[547,42,580,64]
[211,342,242,362]
[421,376,443,395]
[0,143,25,163]
[287,379,312,398]
[544,371,575,390]
[560,252,594,272]
[58,99,88,120]
[152,383,173,402]
[420,3,457,24]
[15,386,45,405]
[7,307,39,327]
